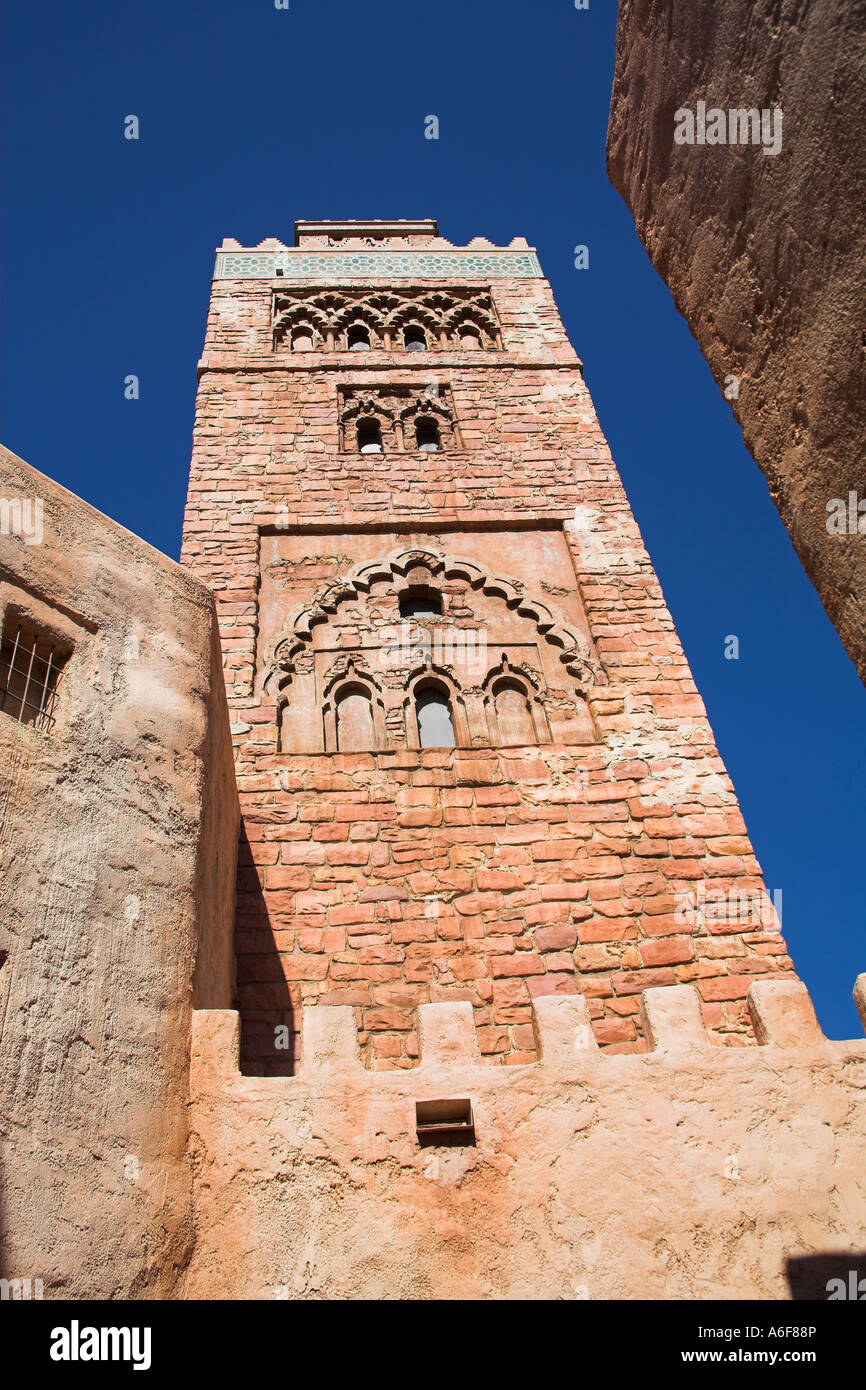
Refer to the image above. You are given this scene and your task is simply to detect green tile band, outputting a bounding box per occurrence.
[214,250,543,279]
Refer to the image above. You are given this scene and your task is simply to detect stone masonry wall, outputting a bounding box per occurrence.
[180,230,798,1075]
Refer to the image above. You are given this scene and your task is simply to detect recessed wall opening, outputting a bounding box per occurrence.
[357,418,383,453]
[337,384,458,453]
[493,679,536,747]
[335,683,376,753]
[415,681,456,749]
[416,1098,476,1148]
[347,324,371,350]
[404,325,427,351]
[399,589,442,618]
[415,417,440,451]
[0,615,70,732]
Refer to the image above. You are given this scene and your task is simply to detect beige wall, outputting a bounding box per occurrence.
[184,979,866,1300]
[607,0,866,682]
[0,444,238,1298]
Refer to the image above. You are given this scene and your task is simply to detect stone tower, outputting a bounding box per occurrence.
[180,217,795,1078]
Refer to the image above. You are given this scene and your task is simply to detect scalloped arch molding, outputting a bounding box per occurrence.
[267,546,604,691]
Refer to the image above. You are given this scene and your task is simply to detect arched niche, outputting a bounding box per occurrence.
[482,657,552,747]
[416,684,455,748]
[336,684,376,752]
[403,669,469,750]
[357,417,383,453]
[493,680,536,746]
[322,667,385,753]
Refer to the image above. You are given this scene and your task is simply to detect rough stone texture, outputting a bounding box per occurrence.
[607,0,866,681]
[182,982,866,1300]
[0,444,238,1298]
[180,222,798,1075]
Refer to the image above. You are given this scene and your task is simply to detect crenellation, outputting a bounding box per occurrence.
[191,979,866,1085]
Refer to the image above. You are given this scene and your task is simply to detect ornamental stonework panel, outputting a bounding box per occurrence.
[337,385,461,453]
[214,249,544,279]
[257,527,602,757]
[273,286,502,350]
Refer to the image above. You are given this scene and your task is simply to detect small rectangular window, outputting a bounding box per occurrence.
[415,1098,476,1148]
[0,614,70,732]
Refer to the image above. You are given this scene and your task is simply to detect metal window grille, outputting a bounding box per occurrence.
[0,617,69,732]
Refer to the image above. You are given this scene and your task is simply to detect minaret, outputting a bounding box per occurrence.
[181,218,794,1074]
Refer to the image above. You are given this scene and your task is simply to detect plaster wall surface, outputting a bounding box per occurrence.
[183,980,866,1300]
[0,444,238,1298]
[607,0,866,681]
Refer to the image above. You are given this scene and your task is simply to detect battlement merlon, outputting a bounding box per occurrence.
[190,978,866,1096]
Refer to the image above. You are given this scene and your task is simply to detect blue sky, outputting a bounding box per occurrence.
[2,0,863,1035]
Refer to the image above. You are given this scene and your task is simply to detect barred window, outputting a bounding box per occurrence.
[0,615,70,732]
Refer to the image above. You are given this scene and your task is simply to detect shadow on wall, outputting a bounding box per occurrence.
[0,949,6,1280]
[235,824,296,1077]
[786,1253,866,1301]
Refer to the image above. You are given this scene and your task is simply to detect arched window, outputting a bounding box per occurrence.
[415,417,440,451]
[357,418,382,453]
[415,683,456,749]
[347,324,371,351]
[493,680,536,746]
[336,684,375,752]
[404,325,427,351]
[291,327,315,351]
[399,589,442,618]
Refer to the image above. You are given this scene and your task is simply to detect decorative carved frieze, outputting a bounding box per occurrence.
[214,249,543,279]
[273,286,502,350]
[338,385,460,452]
[265,545,603,753]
